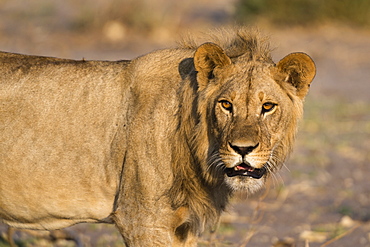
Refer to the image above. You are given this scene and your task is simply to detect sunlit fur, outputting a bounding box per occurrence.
[168,27,313,242]
[0,26,315,246]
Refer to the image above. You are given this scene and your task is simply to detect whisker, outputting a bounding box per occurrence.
[265,159,284,189]
[262,149,288,189]
[206,151,225,174]
[281,163,290,173]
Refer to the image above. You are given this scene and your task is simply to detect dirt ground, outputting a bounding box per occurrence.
[0,2,370,246]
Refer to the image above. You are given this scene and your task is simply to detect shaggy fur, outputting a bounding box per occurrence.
[0,27,315,246]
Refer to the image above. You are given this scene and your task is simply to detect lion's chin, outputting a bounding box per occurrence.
[224,175,266,193]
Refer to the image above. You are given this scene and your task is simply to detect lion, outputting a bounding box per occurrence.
[0,27,316,246]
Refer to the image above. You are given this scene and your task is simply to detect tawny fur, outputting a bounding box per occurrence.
[0,27,315,246]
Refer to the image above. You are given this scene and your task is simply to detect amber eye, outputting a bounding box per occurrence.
[262,102,276,113]
[220,100,233,112]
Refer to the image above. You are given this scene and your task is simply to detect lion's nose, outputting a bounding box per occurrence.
[229,142,259,156]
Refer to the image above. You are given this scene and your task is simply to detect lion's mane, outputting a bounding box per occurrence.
[168,28,305,239]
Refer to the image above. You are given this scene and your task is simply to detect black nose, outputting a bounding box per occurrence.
[229,142,259,156]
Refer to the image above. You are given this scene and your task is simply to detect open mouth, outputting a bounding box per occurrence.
[225,163,266,179]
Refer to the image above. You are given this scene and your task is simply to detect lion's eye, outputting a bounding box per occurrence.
[220,100,233,112]
[262,103,276,113]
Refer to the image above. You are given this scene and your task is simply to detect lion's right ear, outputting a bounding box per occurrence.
[275,52,316,99]
[194,42,231,90]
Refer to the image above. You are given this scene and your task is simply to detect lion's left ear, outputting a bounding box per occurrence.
[276,52,316,99]
[194,42,231,90]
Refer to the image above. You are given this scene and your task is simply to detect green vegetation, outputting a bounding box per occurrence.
[235,0,370,27]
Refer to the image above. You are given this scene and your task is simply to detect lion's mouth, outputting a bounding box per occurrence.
[225,163,266,179]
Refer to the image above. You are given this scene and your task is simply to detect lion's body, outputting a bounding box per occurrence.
[0,28,315,246]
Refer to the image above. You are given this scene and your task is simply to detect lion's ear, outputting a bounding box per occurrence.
[194,42,231,90]
[276,52,316,99]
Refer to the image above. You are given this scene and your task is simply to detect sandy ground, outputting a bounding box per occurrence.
[0,3,370,246]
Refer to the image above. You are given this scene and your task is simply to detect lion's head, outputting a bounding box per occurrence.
[179,29,316,194]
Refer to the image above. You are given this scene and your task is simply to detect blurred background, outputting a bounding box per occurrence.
[0,0,369,246]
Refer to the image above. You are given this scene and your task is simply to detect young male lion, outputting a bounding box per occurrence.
[0,27,315,246]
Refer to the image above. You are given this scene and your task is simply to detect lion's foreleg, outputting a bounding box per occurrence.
[112,204,198,246]
[112,208,175,246]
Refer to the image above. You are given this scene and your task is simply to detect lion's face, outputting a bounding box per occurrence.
[208,64,295,192]
[193,43,316,192]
